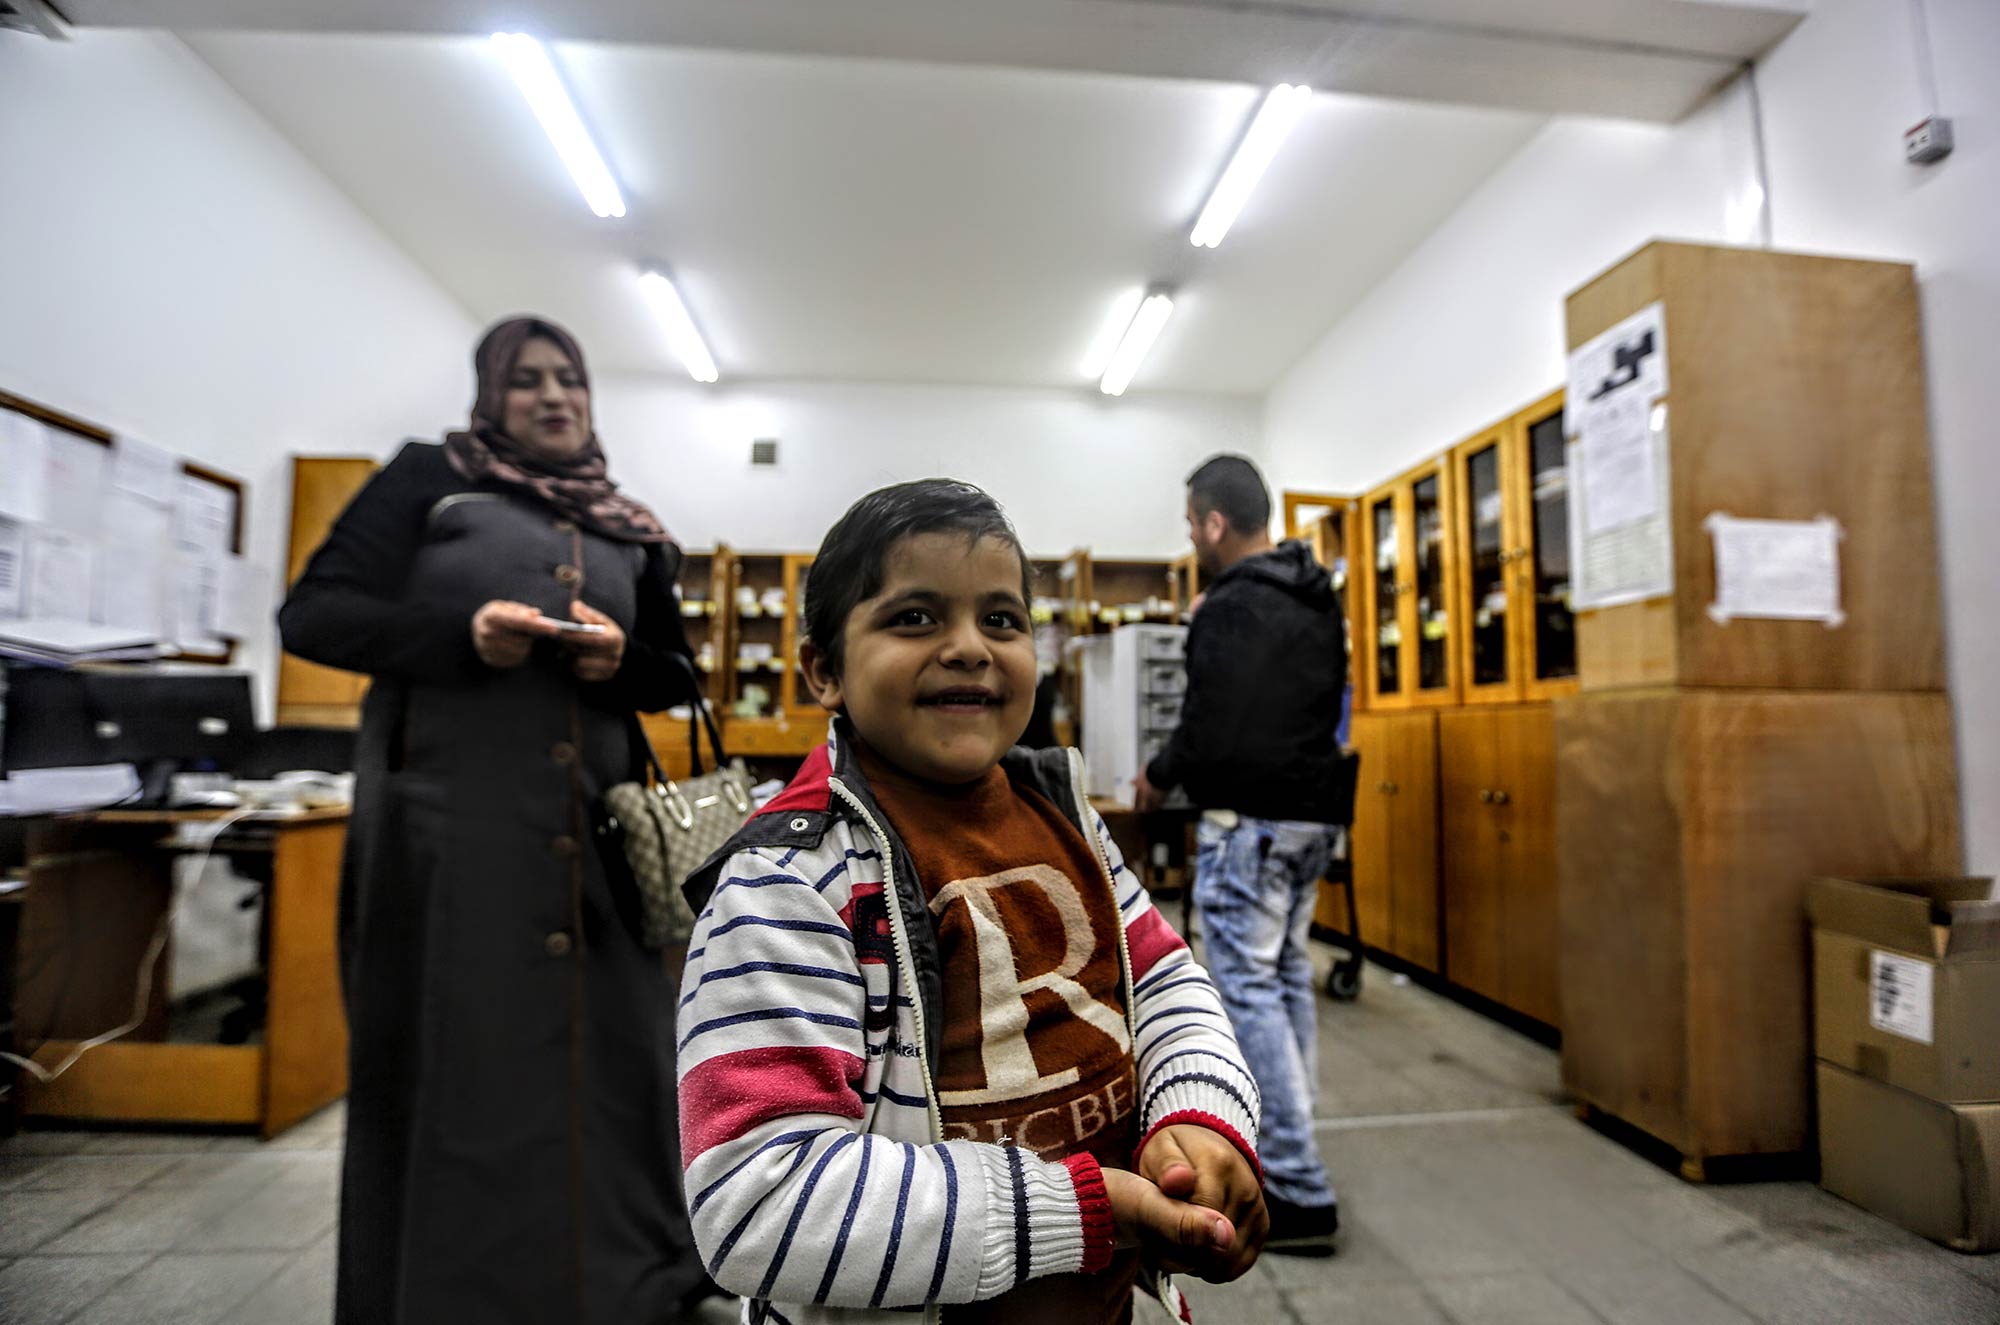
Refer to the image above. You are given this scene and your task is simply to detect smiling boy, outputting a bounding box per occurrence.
[675,480,1268,1323]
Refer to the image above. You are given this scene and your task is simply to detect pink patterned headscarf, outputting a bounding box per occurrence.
[443,316,673,545]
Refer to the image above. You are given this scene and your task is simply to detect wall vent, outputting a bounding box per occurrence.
[751,438,779,466]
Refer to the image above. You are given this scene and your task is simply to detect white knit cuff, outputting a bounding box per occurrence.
[969,1145,1095,1298]
[1141,1050,1261,1149]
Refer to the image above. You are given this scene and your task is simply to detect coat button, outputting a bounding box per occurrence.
[553,519,577,534]
[555,564,582,586]
[550,741,576,766]
[545,931,573,958]
[551,835,579,857]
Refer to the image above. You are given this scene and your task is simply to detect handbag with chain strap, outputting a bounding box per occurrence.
[593,661,754,949]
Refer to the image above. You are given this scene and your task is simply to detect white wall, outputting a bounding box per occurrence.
[594,376,1261,560]
[1262,107,1744,487]
[1261,0,2000,870]
[0,30,478,713]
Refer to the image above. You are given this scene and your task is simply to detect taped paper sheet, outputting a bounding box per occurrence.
[26,527,96,621]
[43,430,109,535]
[112,434,181,507]
[1706,514,1844,626]
[0,414,51,523]
[1578,392,1657,534]
[95,490,172,636]
[0,519,25,619]
[1566,302,1674,611]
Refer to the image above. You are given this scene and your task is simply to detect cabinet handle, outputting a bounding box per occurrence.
[1478,789,1494,803]
[1493,789,1511,806]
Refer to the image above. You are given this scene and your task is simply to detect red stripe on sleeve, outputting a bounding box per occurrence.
[1124,905,1188,983]
[680,1044,865,1165]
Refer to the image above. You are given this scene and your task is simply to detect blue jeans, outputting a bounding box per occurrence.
[1194,813,1339,1207]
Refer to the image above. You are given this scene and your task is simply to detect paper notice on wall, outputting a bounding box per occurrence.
[0,414,52,523]
[0,518,25,619]
[1567,403,1673,610]
[26,527,96,621]
[1578,392,1657,534]
[1568,301,1668,409]
[43,430,109,535]
[94,490,172,637]
[216,555,266,640]
[175,476,235,554]
[1565,302,1673,611]
[1869,950,1934,1044]
[171,553,228,655]
[1706,514,1844,626]
[112,434,181,507]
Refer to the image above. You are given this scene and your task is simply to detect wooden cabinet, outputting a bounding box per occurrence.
[1447,392,1578,708]
[1557,689,1960,1168]
[1555,244,1962,1173]
[1439,706,1559,1026]
[277,456,380,727]
[1357,458,1458,711]
[1348,711,1441,972]
[710,549,822,757]
[677,545,738,711]
[1567,243,1944,693]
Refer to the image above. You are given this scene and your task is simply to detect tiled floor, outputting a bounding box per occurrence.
[4,952,1996,1323]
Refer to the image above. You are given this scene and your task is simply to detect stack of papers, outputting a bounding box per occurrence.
[0,618,162,665]
[0,763,142,816]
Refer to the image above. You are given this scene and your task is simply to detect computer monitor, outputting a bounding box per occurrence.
[1,664,257,804]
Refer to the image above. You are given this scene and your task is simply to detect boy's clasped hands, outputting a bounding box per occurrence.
[1104,1123,1268,1283]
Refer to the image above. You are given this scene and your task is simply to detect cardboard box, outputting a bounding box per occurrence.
[1817,1062,2000,1253]
[1807,876,2000,1104]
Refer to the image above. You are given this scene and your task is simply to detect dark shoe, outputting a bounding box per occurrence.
[1263,1193,1339,1257]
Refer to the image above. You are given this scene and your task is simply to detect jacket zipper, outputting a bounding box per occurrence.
[1063,758,1194,1325]
[827,777,946,1325]
[1067,751,1138,1041]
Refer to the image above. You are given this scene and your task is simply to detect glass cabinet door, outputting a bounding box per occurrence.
[1458,433,1513,698]
[1520,402,1578,696]
[1410,471,1452,699]
[1368,491,1400,702]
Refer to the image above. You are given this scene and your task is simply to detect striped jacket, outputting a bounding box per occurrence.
[676,720,1262,1324]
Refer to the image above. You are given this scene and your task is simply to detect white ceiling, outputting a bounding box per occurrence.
[148,2,1801,393]
[77,0,1810,121]
[184,33,1548,392]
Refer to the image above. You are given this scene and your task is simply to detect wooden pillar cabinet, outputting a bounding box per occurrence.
[1555,242,1963,1175]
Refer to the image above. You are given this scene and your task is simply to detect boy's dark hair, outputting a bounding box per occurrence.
[804,479,1034,678]
[1186,453,1271,535]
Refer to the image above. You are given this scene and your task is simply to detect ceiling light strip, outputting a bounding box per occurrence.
[1098,291,1175,397]
[1081,287,1146,379]
[1190,84,1311,249]
[637,270,720,383]
[491,33,627,219]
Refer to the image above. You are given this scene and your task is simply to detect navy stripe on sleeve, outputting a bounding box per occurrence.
[870,1144,917,1308]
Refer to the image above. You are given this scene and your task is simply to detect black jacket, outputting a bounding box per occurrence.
[1145,540,1348,823]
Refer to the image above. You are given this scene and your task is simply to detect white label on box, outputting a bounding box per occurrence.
[1868,950,1935,1045]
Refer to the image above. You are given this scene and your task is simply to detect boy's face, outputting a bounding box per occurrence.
[803,532,1037,785]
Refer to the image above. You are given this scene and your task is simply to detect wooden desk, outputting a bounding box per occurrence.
[16,808,349,1138]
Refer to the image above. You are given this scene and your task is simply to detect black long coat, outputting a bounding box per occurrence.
[279,441,704,1324]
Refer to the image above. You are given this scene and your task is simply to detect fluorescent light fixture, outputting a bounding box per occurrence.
[1098,291,1174,397]
[491,32,626,219]
[1190,84,1311,249]
[637,269,720,383]
[1080,287,1145,379]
